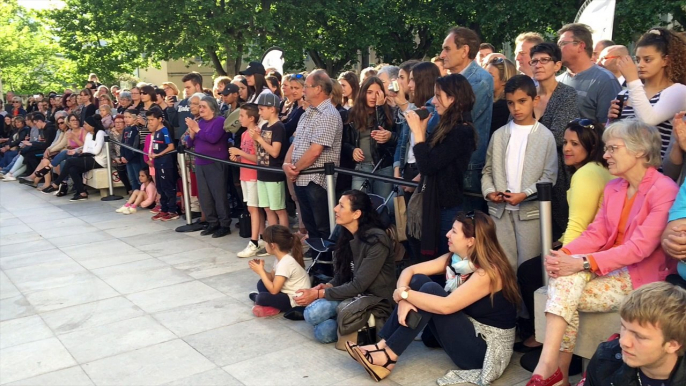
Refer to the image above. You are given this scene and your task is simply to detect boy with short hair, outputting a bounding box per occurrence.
[148,108,178,221]
[253,93,289,227]
[481,74,557,269]
[584,282,686,385]
[230,103,266,258]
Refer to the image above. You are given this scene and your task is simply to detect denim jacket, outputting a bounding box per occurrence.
[461,60,494,193]
[393,100,442,172]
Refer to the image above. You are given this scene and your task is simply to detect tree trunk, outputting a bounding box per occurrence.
[361,48,370,70]
[208,48,228,76]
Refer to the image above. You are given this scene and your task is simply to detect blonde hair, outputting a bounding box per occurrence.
[620,282,686,355]
[515,32,544,45]
[330,79,343,106]
[162,82,179,96]
[603,119,662,168]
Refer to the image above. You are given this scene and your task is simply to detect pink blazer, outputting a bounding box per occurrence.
[564,167,678,289]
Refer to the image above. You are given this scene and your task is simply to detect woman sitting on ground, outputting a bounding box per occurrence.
[527,119,679,386]
[294,190,396,344]
[346,210,519,385]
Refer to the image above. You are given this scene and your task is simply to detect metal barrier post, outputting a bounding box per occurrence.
[325,162,336,233]
[101,136,123,202]
[537,182,553,286]
[175,145,203,232]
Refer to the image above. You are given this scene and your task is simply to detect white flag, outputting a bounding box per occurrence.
[575,0,616,42]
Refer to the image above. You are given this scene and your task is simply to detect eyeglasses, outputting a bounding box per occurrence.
[13,101,20,104]
[558,40,580,47]
[529,57,554,66]
[57,121,65,124]
[600,55,620,61]
[603,144,626,154]
[570,118,595,130]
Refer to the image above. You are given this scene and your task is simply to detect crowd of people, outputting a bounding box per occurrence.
[2,22,686,386]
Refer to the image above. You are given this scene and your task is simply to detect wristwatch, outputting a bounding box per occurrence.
[400,288,410,300]
[581,255,591,271]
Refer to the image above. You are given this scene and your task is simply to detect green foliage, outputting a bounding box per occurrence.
[0,0,80,95]
[41,0,686,83]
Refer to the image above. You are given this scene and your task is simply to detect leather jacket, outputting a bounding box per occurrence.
[342,105,398,169]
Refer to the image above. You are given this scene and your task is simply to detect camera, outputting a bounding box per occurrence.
[388,80,399,93]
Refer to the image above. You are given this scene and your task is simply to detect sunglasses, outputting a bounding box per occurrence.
[292,74,305,80]
[489,57,505,65]
[465,211,476,231]
[58,121,65,124]
[141,91,148,95]
[570,118,595,130]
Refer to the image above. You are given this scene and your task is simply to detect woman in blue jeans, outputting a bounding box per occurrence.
[294,190,396,343]
[346,211,520,384]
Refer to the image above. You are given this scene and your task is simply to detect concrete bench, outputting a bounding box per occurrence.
[84,168,124,197]
[534,287,620,359]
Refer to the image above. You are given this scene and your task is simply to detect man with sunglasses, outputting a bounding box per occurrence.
[556,23,622,123]
[598,45,630,88]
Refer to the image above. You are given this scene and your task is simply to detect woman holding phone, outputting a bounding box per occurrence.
[346,210,519,384]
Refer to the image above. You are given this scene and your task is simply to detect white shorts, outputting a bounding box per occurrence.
[241,180,259,207]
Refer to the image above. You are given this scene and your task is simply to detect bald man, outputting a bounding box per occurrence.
[598,45,630,87]
[592,39,615,62]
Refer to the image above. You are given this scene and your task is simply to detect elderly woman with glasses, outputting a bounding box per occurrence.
[10,98,27,117]
[527,119,679,386]
[184,95,232,238]
[529,42,581,242]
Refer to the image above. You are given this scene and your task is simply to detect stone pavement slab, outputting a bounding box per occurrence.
[0,181,572,386]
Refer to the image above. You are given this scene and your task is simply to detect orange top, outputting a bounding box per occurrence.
[587,193,637,272]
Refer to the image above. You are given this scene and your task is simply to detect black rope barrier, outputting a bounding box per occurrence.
[107,137,177,156]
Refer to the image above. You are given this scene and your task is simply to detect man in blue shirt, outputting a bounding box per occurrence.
[439,27,494,210]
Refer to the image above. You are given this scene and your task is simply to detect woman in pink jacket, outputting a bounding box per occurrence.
[527,119,679,386]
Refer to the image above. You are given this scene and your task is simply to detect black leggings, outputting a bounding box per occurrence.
[379,274,487,370]
[54,156,102,194]
[255,280,292,311]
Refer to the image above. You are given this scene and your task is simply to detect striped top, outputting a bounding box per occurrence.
[618,89,671,158]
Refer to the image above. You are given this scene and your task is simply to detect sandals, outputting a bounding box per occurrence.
[353,344,396,382]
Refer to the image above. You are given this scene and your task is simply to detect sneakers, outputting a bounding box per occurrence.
[55,183,68,197]
[160,212,180,221]
[212,226,231,238]
[237,241,267,258]
[41,185,57,194]
[151,212,168,221]
[150,205,161,214]
[2,174,16,181]
[125,206,137,214]
[526,368,563,386]
[252,305,280,317]
[116,205,129,213]
[248,291,258,302]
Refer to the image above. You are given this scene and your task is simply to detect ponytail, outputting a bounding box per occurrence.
[291,236,304,268]
[263,225,305,267]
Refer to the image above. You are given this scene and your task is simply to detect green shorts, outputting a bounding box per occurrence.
[257,180,286,210]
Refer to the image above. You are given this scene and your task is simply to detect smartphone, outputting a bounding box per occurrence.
[614,94,628,121]
[412,108,430,120]
[406,310,422,329]
[388,80,399,93]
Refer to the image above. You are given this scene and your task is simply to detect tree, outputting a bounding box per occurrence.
[0,0,79,95]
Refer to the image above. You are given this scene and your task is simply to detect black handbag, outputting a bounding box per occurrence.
[239,210,251,238]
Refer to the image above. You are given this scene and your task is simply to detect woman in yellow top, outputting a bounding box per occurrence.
[515,118,614,352]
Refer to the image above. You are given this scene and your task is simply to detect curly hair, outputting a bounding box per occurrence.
[636,28,686,85]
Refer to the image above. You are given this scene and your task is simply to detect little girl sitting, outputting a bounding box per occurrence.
[248,225,312,317]
[116,168,158,214]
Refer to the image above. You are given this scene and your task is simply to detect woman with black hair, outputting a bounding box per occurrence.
[49,114,107,200]
[405,74,477,260]
[342,76,399,198]
[294,190,396,344]
[78,89,97,126]
[240,61,272,103]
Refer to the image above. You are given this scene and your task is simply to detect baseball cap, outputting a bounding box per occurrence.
[239,61,266,76]
[256,93,281,107]
[220,84,239,96]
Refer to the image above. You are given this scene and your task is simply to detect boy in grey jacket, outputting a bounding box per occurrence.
[481,75,557,269]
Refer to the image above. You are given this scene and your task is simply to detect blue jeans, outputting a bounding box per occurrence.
[351,163,393,198]
[304,298,341,343]
[126,161,142,191]
[0,150,18,168]
[51,150,74,167]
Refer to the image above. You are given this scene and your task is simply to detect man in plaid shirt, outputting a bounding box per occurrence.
[283,69,342,240]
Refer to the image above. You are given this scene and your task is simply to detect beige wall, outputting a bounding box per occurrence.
[136,60,216,91]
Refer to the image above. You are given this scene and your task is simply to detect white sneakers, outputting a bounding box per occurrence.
[1,173,16,181]
[115,206,138,215]
[237,240,268,258]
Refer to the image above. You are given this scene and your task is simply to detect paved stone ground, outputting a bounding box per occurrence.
[0,182,580,386]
